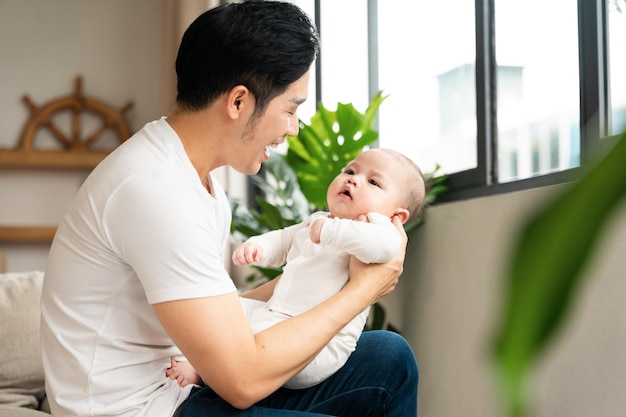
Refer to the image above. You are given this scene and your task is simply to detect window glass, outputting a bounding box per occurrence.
[495,0,580,182]
[377,0,477,175]
[609,0,626,135]
[318,1,369,112]
[286,0,317,123]
[286,1,369,124]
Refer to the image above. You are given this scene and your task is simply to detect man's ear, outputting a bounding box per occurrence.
[393,208,410,225]
[226,85,251,120]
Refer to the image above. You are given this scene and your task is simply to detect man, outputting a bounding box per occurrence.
[41,2,418,416]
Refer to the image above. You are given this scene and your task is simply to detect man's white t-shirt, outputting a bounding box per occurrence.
[40,117,237,417]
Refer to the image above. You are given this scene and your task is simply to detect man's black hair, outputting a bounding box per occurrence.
[175,1,320,115]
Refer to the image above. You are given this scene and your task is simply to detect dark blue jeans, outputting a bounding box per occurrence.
[176,330,418,417]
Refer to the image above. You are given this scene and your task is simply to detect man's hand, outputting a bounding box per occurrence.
[346,214,408,305]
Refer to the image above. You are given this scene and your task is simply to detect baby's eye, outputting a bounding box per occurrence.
[344,168,355,175]
[368,179,380,187]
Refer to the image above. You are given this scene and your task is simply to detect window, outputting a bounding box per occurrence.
[609,0,626,135]
[495,0,580,183]
[284,0,624,201]
[378,0,477,177]
[290,0,370,120]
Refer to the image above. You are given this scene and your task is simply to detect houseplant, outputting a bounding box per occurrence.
[230,91,447,329]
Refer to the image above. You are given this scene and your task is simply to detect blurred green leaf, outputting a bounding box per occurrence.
[492,131,626,417]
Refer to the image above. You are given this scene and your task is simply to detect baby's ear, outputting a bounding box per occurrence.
[393,208,410,225]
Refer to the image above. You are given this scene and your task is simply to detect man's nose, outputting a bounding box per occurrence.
[286,116,299,137]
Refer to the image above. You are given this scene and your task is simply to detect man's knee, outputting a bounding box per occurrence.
[363,330,419,385]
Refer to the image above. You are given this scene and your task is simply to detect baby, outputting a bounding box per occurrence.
[167,148,426,389]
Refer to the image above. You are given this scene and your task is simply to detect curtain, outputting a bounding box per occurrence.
[160,0,228,115]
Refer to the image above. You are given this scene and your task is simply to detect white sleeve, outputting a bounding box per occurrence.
[319,212,401,264]
[246,221,307,267]
[104,172,236,304]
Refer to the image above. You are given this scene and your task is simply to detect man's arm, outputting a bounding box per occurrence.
[239,275,280,302]
[153,283,370,408]
[152,216,407,409]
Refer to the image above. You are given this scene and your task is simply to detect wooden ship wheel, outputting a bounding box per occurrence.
[0,75,133,169]
[0,76,134,243]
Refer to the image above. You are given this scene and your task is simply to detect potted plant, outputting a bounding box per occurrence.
[230,91,447,329]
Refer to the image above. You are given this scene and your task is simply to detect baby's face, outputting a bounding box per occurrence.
[326,149,407,220]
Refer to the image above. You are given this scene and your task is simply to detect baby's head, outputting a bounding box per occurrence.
[326,148,426,223]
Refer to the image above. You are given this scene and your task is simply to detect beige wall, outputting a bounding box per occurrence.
[0,0,167,271]
[389,185,626,417]
[0,1,244,272]
[0,0,164,271]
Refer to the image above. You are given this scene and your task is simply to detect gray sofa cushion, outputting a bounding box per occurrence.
[0,406,50,416]
[0,271,45,411]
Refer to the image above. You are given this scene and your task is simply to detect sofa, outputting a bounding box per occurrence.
[0,270,51,416]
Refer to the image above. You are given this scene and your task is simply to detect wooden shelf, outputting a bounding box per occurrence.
[0,149,109,169]
[0,226,57,244]
[0,76,131,245]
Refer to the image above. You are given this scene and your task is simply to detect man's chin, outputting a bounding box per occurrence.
[239,164,262,176]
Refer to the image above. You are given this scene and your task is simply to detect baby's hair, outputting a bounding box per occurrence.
[376,148,427,224]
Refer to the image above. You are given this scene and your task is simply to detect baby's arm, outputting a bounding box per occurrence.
[166,357,202,388]
[308,211,335,244]
[314,213,401,263]
[232,221,307,268]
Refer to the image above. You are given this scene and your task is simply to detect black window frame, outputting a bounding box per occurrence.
[308,0,616,203]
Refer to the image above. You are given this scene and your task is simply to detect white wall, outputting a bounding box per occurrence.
[393,185,626,417]
[0,0,164,271]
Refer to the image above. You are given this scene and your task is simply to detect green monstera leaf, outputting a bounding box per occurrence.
[285,91,387,209]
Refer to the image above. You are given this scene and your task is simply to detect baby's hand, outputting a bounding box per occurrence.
[232,242,263,266]
[309,218,326,244]
[166,357,201,388]
[355,214,369,222]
